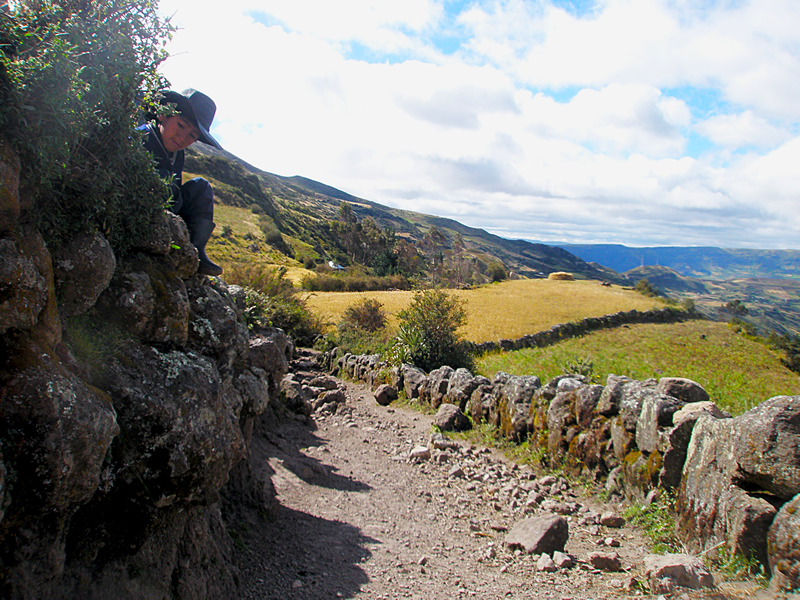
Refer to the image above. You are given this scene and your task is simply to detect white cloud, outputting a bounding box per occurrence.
[153,0,800,249]
[458,0,800,119]
[695,111,791,150]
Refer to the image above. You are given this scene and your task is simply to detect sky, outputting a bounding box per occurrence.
[157,0,800,249]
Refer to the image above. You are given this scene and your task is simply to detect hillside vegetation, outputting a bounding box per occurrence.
[478,320,800,416]
[185,146,625,286]
[305,279,665,341]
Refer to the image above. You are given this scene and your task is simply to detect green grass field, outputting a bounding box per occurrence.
[477,320,800,415]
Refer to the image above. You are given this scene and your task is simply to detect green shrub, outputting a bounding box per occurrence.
[226,263,324,345]
[634,278,659,298]
[340,298,387,333]
[391,288,474,372]
[326,297,391,356]
[562,355,595,380]
[487,261,507,283]
[1,0,173,254]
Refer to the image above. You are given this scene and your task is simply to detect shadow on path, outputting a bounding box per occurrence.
[232,412,377,599]
[238,503,377,600]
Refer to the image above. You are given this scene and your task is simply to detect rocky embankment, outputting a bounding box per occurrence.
[0,138,289,598]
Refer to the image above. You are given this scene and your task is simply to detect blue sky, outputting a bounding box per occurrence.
[158,0,800,249]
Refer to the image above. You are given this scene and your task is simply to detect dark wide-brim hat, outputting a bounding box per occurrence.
[161,88,222,149]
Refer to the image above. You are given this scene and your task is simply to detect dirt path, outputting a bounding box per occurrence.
[235,370,760,600]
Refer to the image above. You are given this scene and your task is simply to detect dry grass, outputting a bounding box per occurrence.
[304,279,665,341]
[208,205,313,284]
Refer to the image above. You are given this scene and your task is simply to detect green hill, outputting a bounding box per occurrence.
[184,145,628,285]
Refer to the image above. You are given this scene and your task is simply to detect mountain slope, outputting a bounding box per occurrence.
[624,265,709,294]
[559,243,800,280]
[185,145,628,284]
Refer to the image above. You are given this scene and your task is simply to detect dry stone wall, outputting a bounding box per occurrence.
[328,345,800,591]
[469,305,702,355]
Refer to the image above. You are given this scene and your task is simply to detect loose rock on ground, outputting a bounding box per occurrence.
[235,354,777,599]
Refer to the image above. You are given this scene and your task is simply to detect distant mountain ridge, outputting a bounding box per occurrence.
[558,244,800,280]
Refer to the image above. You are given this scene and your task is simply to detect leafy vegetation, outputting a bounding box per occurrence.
[634,278,660,298]
[341,297,387,332]
[388,289,474,372]
[302,271,411,292]
[316,297,395,356]
[224,263,323,345]
[477,320,800,416]
[63,313,131,376]
[1,0,172,254]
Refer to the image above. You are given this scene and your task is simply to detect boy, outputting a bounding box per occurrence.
[141,88,223,276]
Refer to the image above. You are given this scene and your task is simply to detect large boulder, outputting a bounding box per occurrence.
[401,364,426,399]
[166,213,199,280]
[655,377,709,404]
[677,396,800,568]
[575,384,604,429]
[434,403,471,432]
[547,390,577,458]
[0,234,49,335]
[659,402,731,491]
[768,493,800,592]
[466,376,493,424]
[248,332,290,399]
[445,368,479,412]
[101,342,245,505]
[0,339,118,593]
[422,366,454,409]
[95,254,189,346]
[186,277,249,374]
[494,374,540,442]
[53,231,116,317]
[635,394,684,454]
[596,375,658,431]
[374,384,398,406]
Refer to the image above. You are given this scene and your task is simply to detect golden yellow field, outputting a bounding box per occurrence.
[304,279,665,342]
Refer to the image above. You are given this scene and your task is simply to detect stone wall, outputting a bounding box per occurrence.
[0,139,290,599]
[329,349,800,591]
[469,305,701,355]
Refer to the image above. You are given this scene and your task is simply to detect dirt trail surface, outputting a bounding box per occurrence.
[235,369,761,600]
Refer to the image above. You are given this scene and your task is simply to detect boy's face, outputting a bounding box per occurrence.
[158,115,201,152]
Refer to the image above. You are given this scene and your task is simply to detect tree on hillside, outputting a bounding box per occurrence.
[634,279,660,298]
[723,299,749,316]
[487,261,507,283]
[422,226,448,284]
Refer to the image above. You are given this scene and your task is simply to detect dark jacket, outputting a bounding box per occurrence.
[140,122,185,213]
